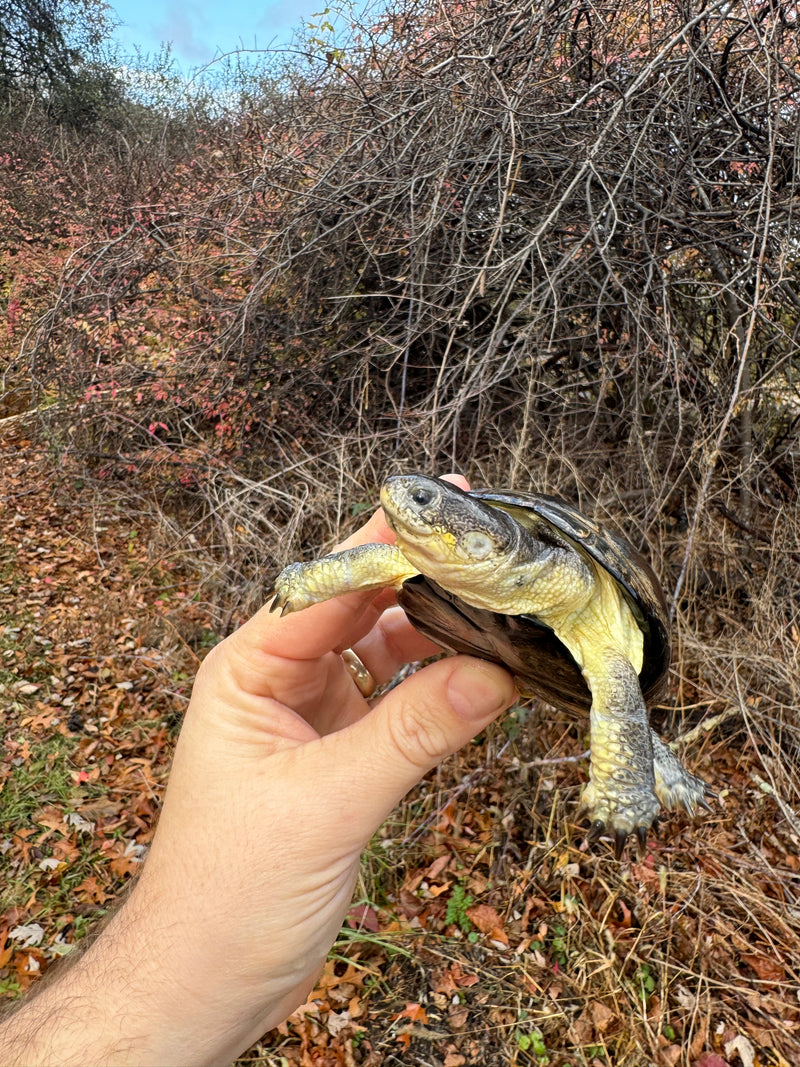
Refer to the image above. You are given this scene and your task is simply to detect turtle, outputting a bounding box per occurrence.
[269,474,712,858]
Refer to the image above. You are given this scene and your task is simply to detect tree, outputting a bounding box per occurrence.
[0,0,121,125]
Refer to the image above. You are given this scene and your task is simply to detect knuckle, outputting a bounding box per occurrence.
[385,701,448,769]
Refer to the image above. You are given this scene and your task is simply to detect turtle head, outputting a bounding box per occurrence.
[380,474,519,579]
[381,474,601,622]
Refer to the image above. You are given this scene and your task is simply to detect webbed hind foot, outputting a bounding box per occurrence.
[580,731,713,859]
[651,734,715,814]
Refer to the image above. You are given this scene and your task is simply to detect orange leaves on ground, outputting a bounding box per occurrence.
[431,961,479,997]
[394,1001,428,1025]
[73,876,113,905]
[311,959,370,998]
[279,958,376,1066]
[393,1002,429,1048]
[0,928,12,969]
[465,902,508,946]
[0,446,206,992]
[11,949,44,991]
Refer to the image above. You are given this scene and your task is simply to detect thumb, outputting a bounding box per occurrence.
[332,656,516,836]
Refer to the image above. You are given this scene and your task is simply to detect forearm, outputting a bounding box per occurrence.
[0,882,196,1067]
[0,879,265,1067]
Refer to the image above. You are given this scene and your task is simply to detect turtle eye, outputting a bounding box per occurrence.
[462,531,495,559]
[410,485,435,507]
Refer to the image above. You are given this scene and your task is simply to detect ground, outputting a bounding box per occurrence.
[1,429,798,1067]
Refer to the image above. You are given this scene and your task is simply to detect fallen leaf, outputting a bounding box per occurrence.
[723,1034,755,1067]
[424,852,452,881]
[64,812,95,834]
[32,806,66,832]
[345,904,379,932]
[0,926,12,968]
[689,1015,710,1060]
[327,1010,354,1037]
[567,1009,593,1045]
[466,903,508,946]
[590,1000,616,1033]
[314,959,367,993]
[658,1044,683,1066]
[347,994,365,1019]
[431,962,479,996]
[393,1001,429,1049]
[397,887,425,918]
[447,1004,469,1031]
[9,923,44,947]
[394,1002,428,1025]
[73,875,112,904]
[740,952,785,982]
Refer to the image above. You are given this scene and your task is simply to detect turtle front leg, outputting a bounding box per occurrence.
[578,656,661,857]
[269,543,418,614]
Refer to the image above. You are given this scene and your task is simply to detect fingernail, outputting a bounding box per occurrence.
[447,658,516,721]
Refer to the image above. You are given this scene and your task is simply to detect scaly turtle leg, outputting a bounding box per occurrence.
[577,655,659,856]
[269,543,419,614]
[651,735,714,815]
[543,562,710,856]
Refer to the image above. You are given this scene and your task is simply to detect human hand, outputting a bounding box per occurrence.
[0,476,515,1067]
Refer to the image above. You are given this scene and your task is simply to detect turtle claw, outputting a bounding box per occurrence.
[267,562,311,616]
[267,594,289,616]
[635,825,648,858]
[584,821,648,861]
[587,819,606,844]
[614,829,627,860]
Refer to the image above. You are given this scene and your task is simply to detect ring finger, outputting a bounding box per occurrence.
[341,605,444,694]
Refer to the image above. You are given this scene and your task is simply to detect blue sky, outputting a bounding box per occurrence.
[110,0,326,68]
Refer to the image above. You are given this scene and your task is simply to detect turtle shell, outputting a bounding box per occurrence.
[395,489,670,715]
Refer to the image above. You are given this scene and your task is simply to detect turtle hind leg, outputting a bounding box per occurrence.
[577,717,661,853]
[650,734,715,815]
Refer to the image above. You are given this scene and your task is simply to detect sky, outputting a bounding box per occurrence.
[110,0,328,69]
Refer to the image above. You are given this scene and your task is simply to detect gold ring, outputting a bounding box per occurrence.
[341,648,378,698]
